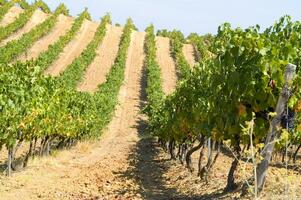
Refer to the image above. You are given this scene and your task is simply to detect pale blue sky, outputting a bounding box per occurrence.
[27,0,301,36]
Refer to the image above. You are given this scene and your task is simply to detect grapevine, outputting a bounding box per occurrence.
[0,3,67,64]
[149,16,301,194]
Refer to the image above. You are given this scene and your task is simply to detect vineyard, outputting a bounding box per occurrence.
[0,1,300,199]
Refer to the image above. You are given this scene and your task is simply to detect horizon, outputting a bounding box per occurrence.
[26,0,301,36]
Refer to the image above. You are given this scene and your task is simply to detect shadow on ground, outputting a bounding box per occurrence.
[112,64,234,200]
[115,118,235,200]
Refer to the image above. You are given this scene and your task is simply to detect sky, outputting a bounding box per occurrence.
[27,0,301,36]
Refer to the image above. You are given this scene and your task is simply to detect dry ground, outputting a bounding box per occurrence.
[0,10,299,200]
[0,6,23,27]
[182,43,196,67]
[0,9,48,46]
[44,19,98,76]
[18,14,73,61]
[77,24,123,92]
[155,36,178,95]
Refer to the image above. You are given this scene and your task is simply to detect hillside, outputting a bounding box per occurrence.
[0,2,300,200]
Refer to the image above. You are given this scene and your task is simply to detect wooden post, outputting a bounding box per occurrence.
[256,63,297,191]
[6,147,12,176]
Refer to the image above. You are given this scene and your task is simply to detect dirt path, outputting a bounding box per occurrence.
[155,36,177,95]
[182,43,196,67]
[0,6,23,27]
[77,24,123,92]
[0,29,300,200]
[44,19,98,76]
[0,30,193,200]
[0,9,48,47]
[0,30,147,200]
[18,14,73,62]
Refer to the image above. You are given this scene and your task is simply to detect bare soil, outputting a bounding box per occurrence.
[0,21,299,200]
[44,19,98,76]
[155,36,177,95]
[166,145,301,200]
[0,30,147,200]
[182,43,196,67]
[77,24,123,92]
[0,9,48,47]
[18,14,73,62]
[0,6,23,27]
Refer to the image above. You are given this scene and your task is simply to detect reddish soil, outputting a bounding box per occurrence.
[77,24,123,92]
[0,9,48,47]
[18,14,73,62]
[0,30,148,200]
[0,17,299,200]
[155,36,177,95]
[182,43,196,67]
[44,19,98,76]
[0,6,23,27]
